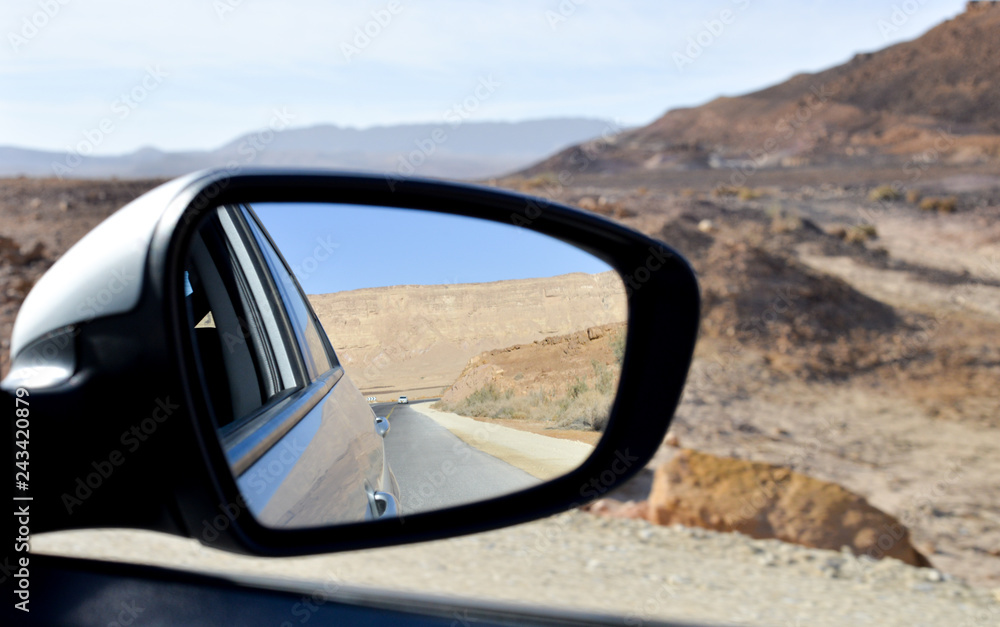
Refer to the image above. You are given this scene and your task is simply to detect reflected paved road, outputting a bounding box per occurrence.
[373,400,537,514]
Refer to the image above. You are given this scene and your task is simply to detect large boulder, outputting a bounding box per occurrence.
[647,449,931,567]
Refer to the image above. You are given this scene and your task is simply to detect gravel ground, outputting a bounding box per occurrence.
[33,512,1000,626]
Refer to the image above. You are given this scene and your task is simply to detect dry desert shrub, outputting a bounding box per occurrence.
[713,185,763,201]
[439,359,620,432]
[868,185,902,202]
[919,196,958,213]
[844,223,878,244]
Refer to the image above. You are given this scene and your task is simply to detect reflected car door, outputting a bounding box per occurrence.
[186,204,397,528]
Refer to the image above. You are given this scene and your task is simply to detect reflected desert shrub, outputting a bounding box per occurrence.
[439,365,618,431]
[611,328,627,366]
[592,359,615,395]
[554,388,613,432]
[567,376,589,399]
[446,383,515,419]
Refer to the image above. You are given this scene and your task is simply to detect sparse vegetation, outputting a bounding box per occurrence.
[520,172,560,191]
[844,223,878,244]
[868,185,902,202]
[438,359,620,432]
[554,388,613,431]
[919,196,958,213]
[592,359,615,395]
[567,376,589,399]
[713,185,763,201]
[905,189,922,204]
[611,328,626,365]
[767,205,803,233]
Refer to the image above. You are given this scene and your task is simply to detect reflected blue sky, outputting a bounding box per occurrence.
[251,202,613,295]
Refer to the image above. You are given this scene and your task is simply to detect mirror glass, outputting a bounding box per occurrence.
[183,202,627,528]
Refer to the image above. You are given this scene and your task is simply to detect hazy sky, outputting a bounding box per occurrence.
[251,203,614,294]
[1,1,966,155]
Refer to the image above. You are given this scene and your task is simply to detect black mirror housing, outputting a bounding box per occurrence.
[2,170,700,557]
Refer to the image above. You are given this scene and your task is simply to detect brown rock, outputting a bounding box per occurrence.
[647,449,931,567]
[584,498,649,520]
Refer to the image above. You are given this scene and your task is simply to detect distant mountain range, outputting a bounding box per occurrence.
[523,1,1000,177]
[0,118,617,180]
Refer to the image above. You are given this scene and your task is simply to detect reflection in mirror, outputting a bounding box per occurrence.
[184,202,627,529]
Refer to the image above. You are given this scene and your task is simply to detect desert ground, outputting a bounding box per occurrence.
[4,165,1000,621]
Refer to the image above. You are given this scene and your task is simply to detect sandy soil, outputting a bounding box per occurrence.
[3,168,1000,605]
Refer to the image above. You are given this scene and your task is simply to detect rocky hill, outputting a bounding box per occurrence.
[523,1,1000,176]
[307,271,627,397]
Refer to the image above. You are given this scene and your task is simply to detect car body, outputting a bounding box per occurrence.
[397,395,408,404]
[185,203,400,526]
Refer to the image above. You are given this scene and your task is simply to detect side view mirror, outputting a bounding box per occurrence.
[1,170,699,556]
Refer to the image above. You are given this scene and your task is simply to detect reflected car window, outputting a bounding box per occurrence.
[241,205,336,380]
[184,207,302,427]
